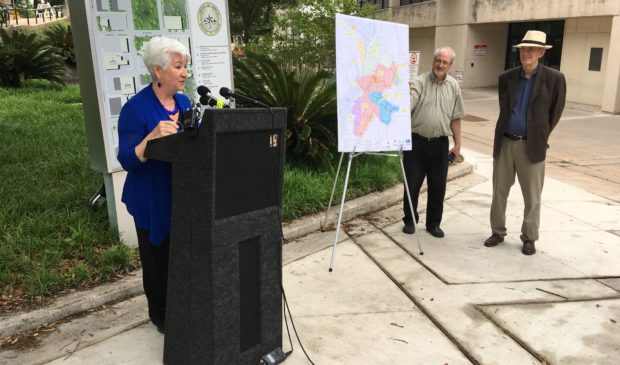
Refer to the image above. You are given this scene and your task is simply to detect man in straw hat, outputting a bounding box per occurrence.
[483,30,566,255]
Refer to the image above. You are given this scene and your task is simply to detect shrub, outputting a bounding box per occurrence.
[234,51,337,168]
[43,22,75,65]
[0,28,66,88]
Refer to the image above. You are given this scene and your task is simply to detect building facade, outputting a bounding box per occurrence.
[369,0,620,113]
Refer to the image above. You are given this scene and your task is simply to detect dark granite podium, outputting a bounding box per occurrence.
[145,108,287,364]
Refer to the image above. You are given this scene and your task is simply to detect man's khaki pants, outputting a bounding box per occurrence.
[490,137,545,241]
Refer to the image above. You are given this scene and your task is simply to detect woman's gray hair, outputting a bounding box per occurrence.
[142,36,191,80]
[433,47,456,64]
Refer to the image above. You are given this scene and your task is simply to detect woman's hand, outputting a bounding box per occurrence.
[134,121,179,162]
[149,121,179,140]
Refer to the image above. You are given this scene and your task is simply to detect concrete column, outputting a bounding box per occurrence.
[602,16,620,113]
[435,24,469,85]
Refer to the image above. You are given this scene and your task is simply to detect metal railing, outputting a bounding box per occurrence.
[0,4,66,28]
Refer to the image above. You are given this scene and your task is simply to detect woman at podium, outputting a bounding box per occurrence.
[117,36,192,334]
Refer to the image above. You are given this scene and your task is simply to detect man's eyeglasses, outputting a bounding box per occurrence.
[433,59,452,66]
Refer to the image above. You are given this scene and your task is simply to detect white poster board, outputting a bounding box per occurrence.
[335,14,411,152]
[85,0,233,172]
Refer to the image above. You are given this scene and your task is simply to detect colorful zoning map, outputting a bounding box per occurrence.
[336,14,411,152]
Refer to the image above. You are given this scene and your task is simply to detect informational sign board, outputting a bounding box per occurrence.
[335,14,412,152]
[82,0,233,172]
[409,50,421,80]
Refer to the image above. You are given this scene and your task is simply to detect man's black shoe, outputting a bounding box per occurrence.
[402,223,415,234]
[426,226,444,238]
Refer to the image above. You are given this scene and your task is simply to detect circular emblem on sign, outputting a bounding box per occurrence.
[197,2,222,36]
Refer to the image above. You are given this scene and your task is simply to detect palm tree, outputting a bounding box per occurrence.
[0,28,66,88]
[233,51,337,168]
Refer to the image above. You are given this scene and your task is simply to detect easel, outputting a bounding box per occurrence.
[321,146,424,272]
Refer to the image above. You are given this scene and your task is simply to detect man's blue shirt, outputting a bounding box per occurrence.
[506,65,539,136]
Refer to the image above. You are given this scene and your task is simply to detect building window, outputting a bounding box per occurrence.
[588,48,603,71]
[361,0,389,9]
[400,0,429,5]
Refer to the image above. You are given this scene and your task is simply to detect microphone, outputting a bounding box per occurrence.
[219,87,270,108]
[197,85,230,108]
[199,95,217,107]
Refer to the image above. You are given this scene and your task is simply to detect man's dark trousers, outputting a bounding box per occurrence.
[402,134,449,228]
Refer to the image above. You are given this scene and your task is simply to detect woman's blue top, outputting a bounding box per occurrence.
[117,84,192,246]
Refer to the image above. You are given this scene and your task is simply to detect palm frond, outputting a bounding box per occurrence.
[233,51,337,168]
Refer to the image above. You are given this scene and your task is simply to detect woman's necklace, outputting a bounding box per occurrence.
[155,86,178,115]
[163,102,179,115]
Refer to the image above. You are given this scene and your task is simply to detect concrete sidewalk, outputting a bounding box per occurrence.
[2,147,619,364]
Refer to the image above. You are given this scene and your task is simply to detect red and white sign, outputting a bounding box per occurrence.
[409,50,421,80]
[474,44,487,56]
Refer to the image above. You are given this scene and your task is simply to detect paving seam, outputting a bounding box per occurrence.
[43,319,151,365]
[475,306,550,364]
[346,228,479,365]
[373,224,451,285]
[477,295,620,307]
[598,279,620,293]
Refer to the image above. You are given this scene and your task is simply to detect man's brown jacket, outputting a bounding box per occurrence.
[493,64,567,163]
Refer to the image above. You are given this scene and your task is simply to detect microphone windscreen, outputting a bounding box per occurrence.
[199,95,210,105]
[219,87,232,98]
[197,85,208,96]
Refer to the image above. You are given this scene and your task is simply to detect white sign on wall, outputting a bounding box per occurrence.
[409,50,421,80]
[474,44,487,56]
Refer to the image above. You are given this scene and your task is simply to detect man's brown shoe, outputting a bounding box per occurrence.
[484,234,504,247]
[522,240,536,255]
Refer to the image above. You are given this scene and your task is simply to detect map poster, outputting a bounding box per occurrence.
[336,14,412,153]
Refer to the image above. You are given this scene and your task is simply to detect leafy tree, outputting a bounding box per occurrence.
[229,0,295,43]
[246,0,374,69]
[0,28,66,88]
[234,52,337,168]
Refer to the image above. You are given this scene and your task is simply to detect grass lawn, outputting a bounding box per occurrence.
[0,81,402,304]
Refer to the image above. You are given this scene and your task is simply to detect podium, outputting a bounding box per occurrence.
[145,108,287,364]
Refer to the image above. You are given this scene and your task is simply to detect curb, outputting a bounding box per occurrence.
[0,161,474,339]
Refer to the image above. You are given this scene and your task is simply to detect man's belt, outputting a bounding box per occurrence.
[503,133,527,141]
[412,133,446,142]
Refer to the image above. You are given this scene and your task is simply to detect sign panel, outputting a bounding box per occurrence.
[474,44,487,56]
[336,14,412,152]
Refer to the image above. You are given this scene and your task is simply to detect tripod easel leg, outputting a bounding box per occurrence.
[399,149,424,255]
[321,152,345,231]
[328,152,354,272]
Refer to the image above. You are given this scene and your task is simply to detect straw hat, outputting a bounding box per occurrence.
[514,30,552,49]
